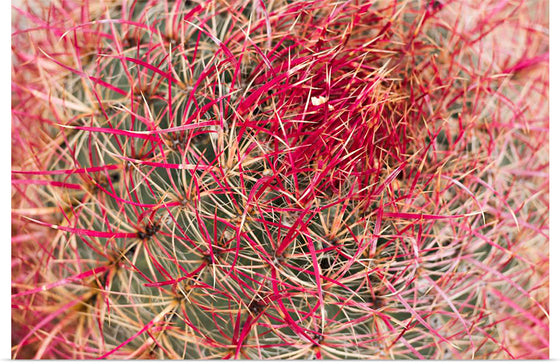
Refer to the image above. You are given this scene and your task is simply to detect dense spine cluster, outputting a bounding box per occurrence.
[12,0,548,359]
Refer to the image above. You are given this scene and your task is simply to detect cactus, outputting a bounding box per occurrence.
[12,0,548,359]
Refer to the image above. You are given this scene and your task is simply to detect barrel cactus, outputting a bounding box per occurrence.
[12,0,549,359]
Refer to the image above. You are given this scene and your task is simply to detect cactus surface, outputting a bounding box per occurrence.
[12,0,549,359]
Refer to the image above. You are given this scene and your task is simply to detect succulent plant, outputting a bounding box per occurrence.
[12,0,548,359]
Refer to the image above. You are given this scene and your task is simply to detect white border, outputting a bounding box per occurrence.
[548,0,557,360]
[2,0,12,360]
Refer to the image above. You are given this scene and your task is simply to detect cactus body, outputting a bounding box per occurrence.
[12,0,548,359]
